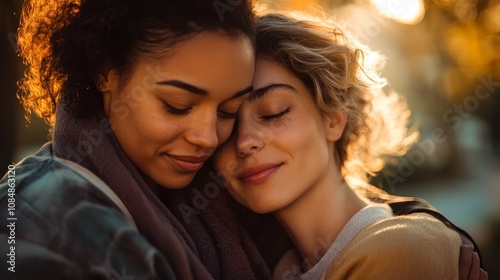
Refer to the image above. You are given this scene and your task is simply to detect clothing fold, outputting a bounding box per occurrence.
[51,95,270,279]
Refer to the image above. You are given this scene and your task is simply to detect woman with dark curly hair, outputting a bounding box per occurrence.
[0,0,271,279]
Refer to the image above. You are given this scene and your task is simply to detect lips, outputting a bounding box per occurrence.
[165,154,209,173]
[238,163,282,185]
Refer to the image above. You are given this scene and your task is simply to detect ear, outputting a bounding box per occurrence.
[324,111,347,142]
[99,71,119,116]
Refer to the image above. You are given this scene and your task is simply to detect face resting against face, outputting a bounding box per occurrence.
[213,59,345,214]
[103,31,255,190]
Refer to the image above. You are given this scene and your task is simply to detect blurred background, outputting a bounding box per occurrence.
[1,0,499,277]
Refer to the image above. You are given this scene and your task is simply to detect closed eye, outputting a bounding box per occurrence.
[218,111,238,120]
[163,102,191,115]
[218,94,248,120]
[261,108,290,122]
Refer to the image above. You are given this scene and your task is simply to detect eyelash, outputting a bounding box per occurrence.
[261,108,290,122]
[218,111,238,120]
[164,102,238,120]
[163,102,191,115]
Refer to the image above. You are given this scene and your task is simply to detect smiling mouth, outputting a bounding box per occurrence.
[164,154,208,173]
[238,163,282,185]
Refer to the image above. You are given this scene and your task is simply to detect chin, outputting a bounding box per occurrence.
[244,199,284,214]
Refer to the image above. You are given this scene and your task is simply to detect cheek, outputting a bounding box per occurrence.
[114,116,154,155]
[128,108,160,138]
[115,103,179,150]
[216,120,235,145]
[213,143,235,174]
[137,121,168,143]
[276,118,315,148]
[212,151,226,174]
[289,118,329,158]
[213,144,244,189]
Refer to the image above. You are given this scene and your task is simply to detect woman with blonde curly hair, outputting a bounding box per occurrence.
[213,12,470,279]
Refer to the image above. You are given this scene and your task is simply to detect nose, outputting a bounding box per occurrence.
[185,111,219,150]
[236,120,264,158]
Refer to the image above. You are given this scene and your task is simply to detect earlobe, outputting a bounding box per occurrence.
[96,70,115,92]
[325,111,347,142]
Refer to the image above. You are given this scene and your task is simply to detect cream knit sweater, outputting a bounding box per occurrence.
[321,213,461,280]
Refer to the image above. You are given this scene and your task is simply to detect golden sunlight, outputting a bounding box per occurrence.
[370,0,425,25]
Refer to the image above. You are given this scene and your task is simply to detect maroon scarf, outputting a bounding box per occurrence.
[52,95,271,279]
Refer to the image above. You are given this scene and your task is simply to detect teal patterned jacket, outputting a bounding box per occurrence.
[0,144,176,279]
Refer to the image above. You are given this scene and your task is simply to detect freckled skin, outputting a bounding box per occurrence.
[214,59,337,213]
[103,32,255,190]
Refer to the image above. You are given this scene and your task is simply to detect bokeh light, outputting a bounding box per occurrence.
[370,0,425,25]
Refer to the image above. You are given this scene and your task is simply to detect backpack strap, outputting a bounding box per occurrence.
[388,196,482,262]
[380,195,488,279]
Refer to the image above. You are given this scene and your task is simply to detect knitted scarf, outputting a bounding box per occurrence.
[52,96,271,279]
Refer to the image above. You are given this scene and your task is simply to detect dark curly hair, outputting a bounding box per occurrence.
[17,0,256,125]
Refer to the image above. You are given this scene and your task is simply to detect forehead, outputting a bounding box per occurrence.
[249,58,321,112]
[133,32,255,93]
[165,32,254,71]
[253,59,300,88]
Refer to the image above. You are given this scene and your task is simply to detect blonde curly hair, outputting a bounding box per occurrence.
[256,12,418,183]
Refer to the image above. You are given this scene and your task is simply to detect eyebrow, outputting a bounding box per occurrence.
[249,83,297,102]
[233,85,254,98]
[157,80,207,95]
[157,80,253,99]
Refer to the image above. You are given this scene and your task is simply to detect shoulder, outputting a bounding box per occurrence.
[1,143,134,234]
[358,213,462,249]
[322,213,461,280]
[0,145,175,279]
[2,144,92,193]
[1,146,117,244]
[2,144,121,213]
[0,143,133,239]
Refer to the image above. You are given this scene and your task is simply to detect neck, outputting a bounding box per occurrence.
[274,170,366,269]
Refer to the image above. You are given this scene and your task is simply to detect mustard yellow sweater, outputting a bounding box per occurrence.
[321,213,461,280]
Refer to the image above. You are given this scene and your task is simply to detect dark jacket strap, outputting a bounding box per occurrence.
[384,196,484,267]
